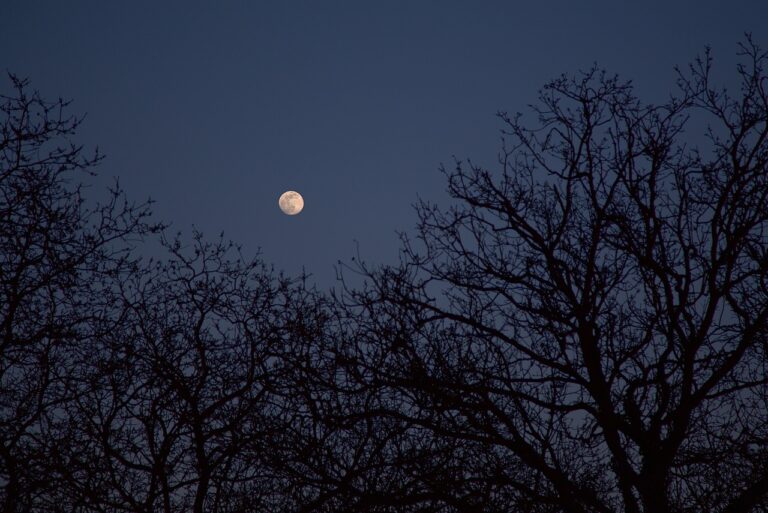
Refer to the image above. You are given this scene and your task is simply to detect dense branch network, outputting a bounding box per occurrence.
[1,37,767,513]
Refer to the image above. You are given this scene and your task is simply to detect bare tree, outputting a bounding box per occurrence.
[338,37,768,513]
[267,316,456,513]
[0,74,343,513]
[57,233,330,513]
[0,74,159,513]
[5,35,768,513]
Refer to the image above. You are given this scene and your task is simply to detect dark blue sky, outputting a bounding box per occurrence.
[3,1,767,287]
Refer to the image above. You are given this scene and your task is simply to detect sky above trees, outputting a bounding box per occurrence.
[3,1,768,286]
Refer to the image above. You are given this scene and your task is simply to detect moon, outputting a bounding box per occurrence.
[278,191,304,215]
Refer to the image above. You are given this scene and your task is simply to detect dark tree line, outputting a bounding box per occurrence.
[2,38,768,513]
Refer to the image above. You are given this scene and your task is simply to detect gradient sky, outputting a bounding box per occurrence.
[3,1,767,287]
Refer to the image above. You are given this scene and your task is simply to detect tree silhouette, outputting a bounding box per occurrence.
[0,75,329,513]
[3,37,768,513]
[337,38,768,513]
[57,233,328,513]
[0,74,160,512]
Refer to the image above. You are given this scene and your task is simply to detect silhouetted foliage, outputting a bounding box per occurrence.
[0,75,330,513]
[57,233,328,513]
[0,74,160,512]
[336,37,768,513]
[2,37,768,513]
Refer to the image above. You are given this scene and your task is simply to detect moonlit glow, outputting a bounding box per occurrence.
[278,190,304,215]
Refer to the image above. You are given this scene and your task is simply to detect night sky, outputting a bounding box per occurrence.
[4,1,767,287]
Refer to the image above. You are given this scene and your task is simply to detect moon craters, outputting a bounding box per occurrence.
[279,191,304,215]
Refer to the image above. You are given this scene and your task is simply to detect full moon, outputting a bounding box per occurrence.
[278,190,304,215]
